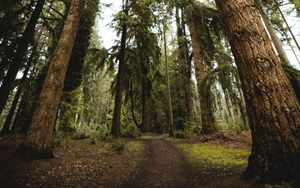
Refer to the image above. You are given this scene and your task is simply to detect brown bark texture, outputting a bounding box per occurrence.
[216,0,300,183]
[15,0,84,158]
[111,21,127,137]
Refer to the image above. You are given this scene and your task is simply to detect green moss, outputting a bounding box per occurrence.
[177,143,250,166]
[126,141,145,154]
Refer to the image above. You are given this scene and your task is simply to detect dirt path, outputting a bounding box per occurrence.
[123,135,195,188]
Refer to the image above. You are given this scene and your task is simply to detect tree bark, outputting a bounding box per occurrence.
[59,0,98,133]
[111,14,128,137]
[130,80,141,128]
[186,2,217,134]
[15,0,84,158]
[141,77,150,132]
[216,0,300,183]
[0,0,45,116]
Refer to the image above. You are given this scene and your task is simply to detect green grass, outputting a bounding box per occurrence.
[126,141,145,153]
[177,143,250,166]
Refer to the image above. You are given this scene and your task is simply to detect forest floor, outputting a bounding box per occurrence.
[0,132,265,188]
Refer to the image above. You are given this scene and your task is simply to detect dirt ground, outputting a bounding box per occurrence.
[0,132,265,188]
[0,135,144,188]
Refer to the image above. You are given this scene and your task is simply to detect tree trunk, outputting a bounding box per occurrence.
[186,2,217,134]
[141,78,150,132]
[163,21,174,137]
[11,65,47,134]
[59,0,98,133]
[130,80,141,128]
[0,0,45,116]
[175,3,193,126]
[216,0,300,183]
[254,0,291,66]
[15,0,84,158]
[111,17,128,137]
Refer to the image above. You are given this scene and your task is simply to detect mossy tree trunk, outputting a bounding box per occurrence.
[15,0,84,158]
[59,0,98,133]
[175,2,194,126]
[111,8,129,137]
[186,2,217,134]
[163,21,174,137]
[216,0,300,182]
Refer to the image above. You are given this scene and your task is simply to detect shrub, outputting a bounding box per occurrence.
[89,136,97,145]
[96,125,112,140]
[71,132,90,140]
[52,133,63,147]
[174,130,185,138]
[110,140,125,154]
[174,128,196,139]
[121,123,141,138]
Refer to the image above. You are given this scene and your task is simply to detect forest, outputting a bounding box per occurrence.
[0,0,300,187]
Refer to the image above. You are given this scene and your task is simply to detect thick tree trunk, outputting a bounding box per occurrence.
[111,22,127,137]
[254,0,291,65]
[175,4,193,126]
[0,0,45,116]
[11,65,47,134]
[163,22,174,137]
[59,0,98,133]
[216,0,300,183]
[186,3,217,134]
[15,0,84,158]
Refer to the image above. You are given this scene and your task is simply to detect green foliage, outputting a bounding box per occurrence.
[95,125,112,140]
[89,136,97,145]
[121,123,141,138]
[218,118,242,132]
[126,141,145,153]
[110,140,125,154]
[174,127,197,139]
[71,132,90,140]
[266,181,295,188]
[283,63,300,101]
[52,133,63,148]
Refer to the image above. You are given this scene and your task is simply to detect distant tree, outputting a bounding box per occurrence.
[186,0,217,134]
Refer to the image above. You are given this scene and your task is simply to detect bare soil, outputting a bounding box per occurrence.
[0,135,143,188]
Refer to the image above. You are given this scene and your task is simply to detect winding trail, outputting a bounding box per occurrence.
[123,135,195,188]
